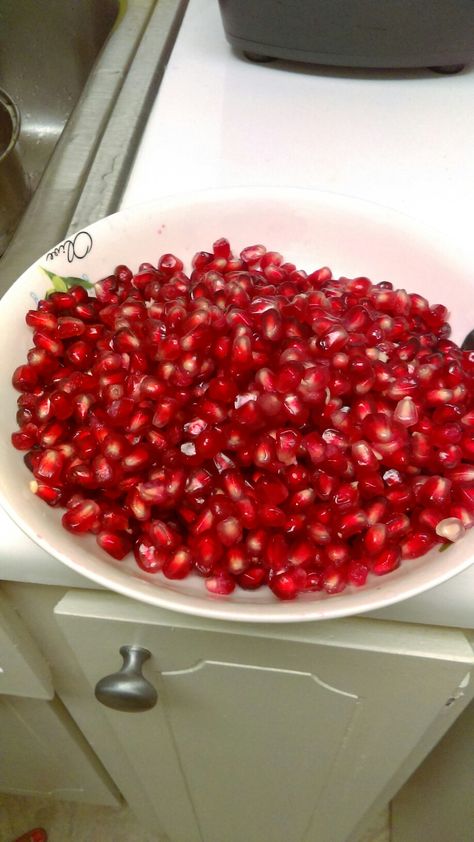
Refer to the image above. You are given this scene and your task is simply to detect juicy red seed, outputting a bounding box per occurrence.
[26,309,58,331]
[419,476,452,507]
[268,571,298,600]
[12,364,39,392]
[33,331,64,357]
[11,426,38,450]
[62,500,101,533]
[11,239,474,601]
[239,566,267,589]
[348,560,369,587]
[30,480,63,506]
[205,571,236,595]
[337,510,368,538]
[400,531,438,559]
[372,547,401,575]
[134,536,168,573]
[364,523,387,555]
[322,566,347,594]
[163,547,193,579]
[35,448,65,483]
[96,530,132,560]
[216,516,242,546]
[56,316,86,339]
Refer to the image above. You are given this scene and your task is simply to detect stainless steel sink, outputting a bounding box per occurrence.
[0,0,188,292]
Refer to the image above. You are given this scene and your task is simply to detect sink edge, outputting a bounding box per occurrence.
[0,0,188,294]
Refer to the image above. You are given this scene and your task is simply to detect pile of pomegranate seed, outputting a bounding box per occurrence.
[11,239,474,600]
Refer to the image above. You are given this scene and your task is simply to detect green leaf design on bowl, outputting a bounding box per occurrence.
[42,267,94,297]
[438,542,452,553]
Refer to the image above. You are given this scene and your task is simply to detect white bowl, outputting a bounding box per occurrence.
[0,186,473,622]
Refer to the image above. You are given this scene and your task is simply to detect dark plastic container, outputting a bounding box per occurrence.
[217,0,474,71]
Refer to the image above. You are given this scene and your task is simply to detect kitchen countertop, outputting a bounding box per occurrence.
[1,0,473,629]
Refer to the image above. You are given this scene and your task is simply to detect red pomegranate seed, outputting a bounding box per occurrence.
[322,566,347,594]
[364,523,387,555]
[30,480,63,506]
[419,476,452,507]
[62,500,101,533]
[163,547,193,579]
[26,309,58,331]
[96,530,132,560]
[12,364,39,392]
[268,571,298,600]
[400,531,438,559]
[239,566,267,589]
[348,560,369,587]
[372,547,401,575]
[216,516,242,546]
[134,536,168,573]
[337,509,368,538]
[205,571,236,595]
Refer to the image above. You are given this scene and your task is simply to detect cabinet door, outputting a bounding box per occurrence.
[392,697,474,842]
[0,694,119,805]
[55,590,474,842]
[0,588,53,699]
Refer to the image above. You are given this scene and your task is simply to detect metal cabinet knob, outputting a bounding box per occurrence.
[95,645,158,712]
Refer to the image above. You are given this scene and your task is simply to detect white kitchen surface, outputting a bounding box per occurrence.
[1,0,473,628]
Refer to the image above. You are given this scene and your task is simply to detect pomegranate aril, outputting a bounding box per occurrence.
[239,566,267,589]
[400,531,438,559]
[268,571,298,600]
[30,480,63,506]
[322,566,347,594]
[446,464,474,485]
[35,448,65,483]
[205,571,236,595]
[62,500,101,533]
[259,505,287,528]
[351,440,379,470]
[372,547,401,575]
[435,517,465,542]
[364,523,387,555]
[393,396,419,427]
[419,475,452,507]
[101,503,129,532]
[163,547,193,579]
[56,316,86,339]
[12,364,39,392]
[26,309,58,331]
[348,560,369,587]
[11,426,38,450]
[134,536,168,573]
[48,291,75,311]
[216,516,242,546]
[33,330,64,357]
[96,530,132,560]
[337,509,368,538]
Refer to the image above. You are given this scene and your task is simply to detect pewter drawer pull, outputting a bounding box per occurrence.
[95,645,158,712]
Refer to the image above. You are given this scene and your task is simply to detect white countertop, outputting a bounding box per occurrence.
[2,0,473,628]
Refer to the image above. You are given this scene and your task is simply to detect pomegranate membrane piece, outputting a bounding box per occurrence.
[11,239,474,601]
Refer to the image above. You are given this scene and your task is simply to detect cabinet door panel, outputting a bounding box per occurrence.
[161,661,357,842]
[0,695,119,805]
[0,588,53,699]
[55,591,474,842]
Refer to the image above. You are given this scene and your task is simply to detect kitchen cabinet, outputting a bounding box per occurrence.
[0,586,119,805]
[392,688,474,842]
[51,589,474,842]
